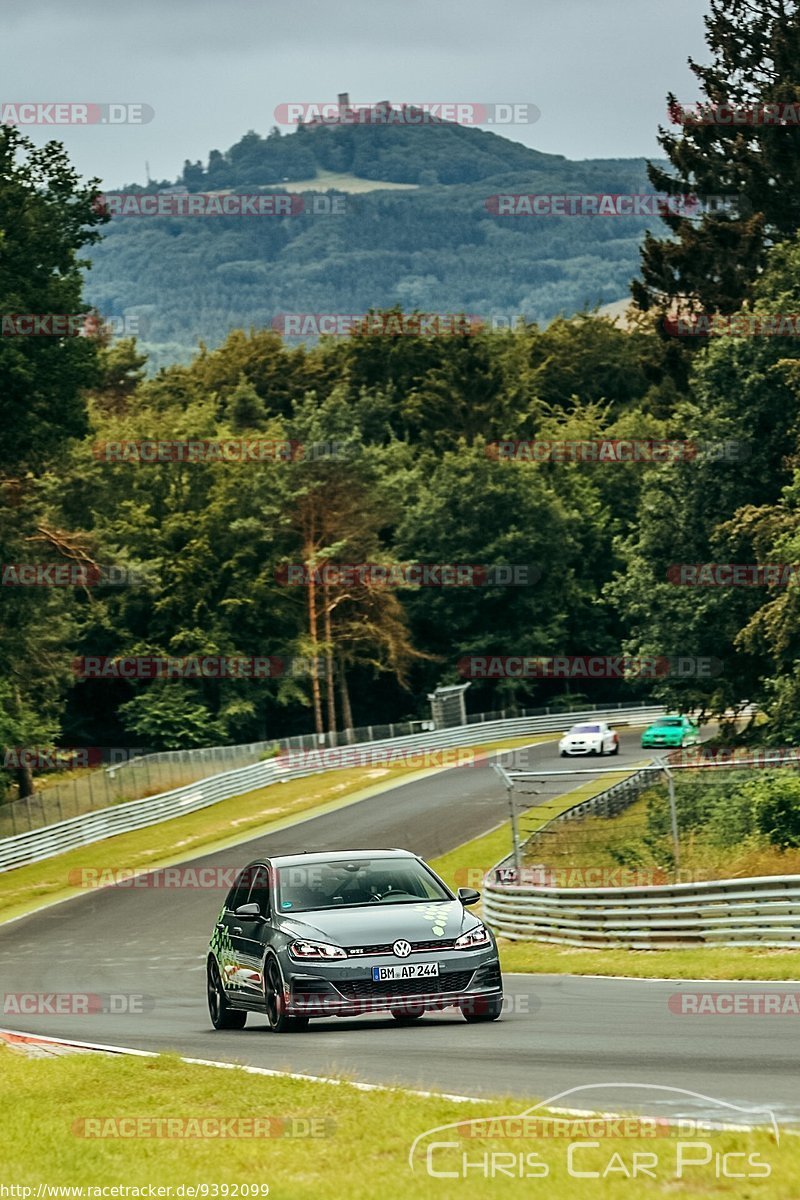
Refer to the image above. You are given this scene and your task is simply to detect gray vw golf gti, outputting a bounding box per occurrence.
[207,849,503,1031]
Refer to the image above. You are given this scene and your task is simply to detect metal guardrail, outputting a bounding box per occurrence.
[484,722,800,948]
[483,875,800,949]
[0,704,665,874]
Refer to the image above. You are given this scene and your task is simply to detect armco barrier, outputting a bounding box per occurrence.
[0,705,665,874]
[482,874,800,949]
[484,723,800,949]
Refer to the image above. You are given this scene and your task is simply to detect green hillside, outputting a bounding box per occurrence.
[85,113,663,366]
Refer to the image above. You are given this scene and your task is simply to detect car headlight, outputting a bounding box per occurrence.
[455,924,491,950]
[288,940,347,960]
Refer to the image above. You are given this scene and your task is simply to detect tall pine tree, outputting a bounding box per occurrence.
[634,0,800,317]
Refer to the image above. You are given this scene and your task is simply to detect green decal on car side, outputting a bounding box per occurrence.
[209,908,242,989]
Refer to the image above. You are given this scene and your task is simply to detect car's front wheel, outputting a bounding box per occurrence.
[264,956,307,1033]
[207,958,247,1030]
[460,995,503,1023]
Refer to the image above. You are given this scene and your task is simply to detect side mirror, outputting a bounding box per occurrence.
[234,902,264,919]
[457,887,481,906]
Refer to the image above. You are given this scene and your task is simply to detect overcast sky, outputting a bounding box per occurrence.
[3,0,709,187]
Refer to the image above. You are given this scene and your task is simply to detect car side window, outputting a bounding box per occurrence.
[247,866,271,916]
[226,866,256,913]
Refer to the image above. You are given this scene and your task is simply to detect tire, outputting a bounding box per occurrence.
[461,995,503,1023]
[264,956,306,1033]
[611,741,619,756]
[207,957,247,1030]
[559,750,566,757]
[391,1006,425,1023]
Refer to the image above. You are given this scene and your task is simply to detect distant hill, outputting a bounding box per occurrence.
[85,105,663,366]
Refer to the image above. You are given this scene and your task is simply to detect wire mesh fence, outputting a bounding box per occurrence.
[500,753,800,888]
[0,750,257,839]
[0,700,660,837]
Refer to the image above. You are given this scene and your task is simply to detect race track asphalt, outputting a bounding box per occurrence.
[1,726,798,1124]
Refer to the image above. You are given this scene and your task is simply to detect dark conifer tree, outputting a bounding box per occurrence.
[634,0,800,316]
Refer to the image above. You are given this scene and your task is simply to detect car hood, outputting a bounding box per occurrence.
[277,899,472,946]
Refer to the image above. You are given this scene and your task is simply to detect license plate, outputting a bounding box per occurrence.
[372,962,440,982]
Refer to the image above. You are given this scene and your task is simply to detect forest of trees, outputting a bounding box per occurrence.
[3,0,800,801]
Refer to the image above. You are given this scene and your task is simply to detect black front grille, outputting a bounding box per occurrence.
[336,970,473,1000]
[345,939,457,957]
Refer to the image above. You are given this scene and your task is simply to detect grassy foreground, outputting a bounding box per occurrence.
[0,734,548,925]
[1,1047,793,1198]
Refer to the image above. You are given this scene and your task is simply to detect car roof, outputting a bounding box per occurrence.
[245,848,419,870]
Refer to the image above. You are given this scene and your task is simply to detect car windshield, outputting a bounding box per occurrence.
[571,724,601,733]
[654,718,683,727]
[275,858,452,913]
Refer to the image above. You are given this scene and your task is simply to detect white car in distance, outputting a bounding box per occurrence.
[558,721,619,757]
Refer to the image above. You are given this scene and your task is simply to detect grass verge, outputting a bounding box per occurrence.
[1,1046,794,1198]
[498,941,800,980]
[0,734,549,926]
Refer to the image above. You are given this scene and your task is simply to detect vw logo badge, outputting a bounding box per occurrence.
[392,939,412,958]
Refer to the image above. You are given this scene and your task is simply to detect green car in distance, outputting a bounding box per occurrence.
[641,715,700,750]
